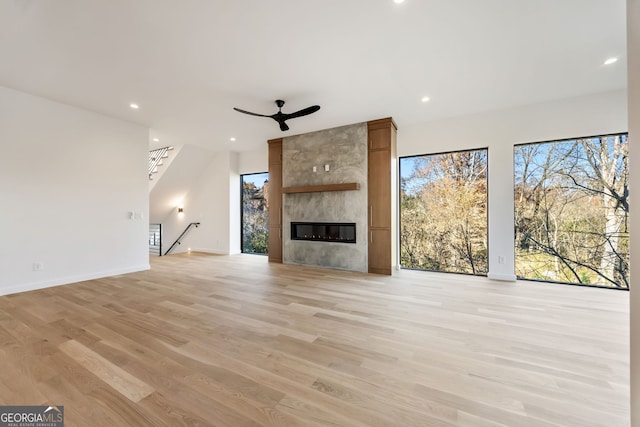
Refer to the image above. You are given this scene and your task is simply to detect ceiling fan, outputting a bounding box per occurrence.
[233,100,320,131]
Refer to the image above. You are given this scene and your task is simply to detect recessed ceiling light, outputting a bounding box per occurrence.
[603,57,618,65]
[393,0,405,3]
[421,96,430,103]
[230,137,236,142]
[152,138,159,142]
[130,103,140,109]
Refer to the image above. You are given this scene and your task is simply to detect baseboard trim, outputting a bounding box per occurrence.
[0,264,151,296]
[190,248,229,255]
[164,248,227,255]
[487,272,517,282]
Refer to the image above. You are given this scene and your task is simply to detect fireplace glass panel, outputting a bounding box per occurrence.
[291,222,356,243]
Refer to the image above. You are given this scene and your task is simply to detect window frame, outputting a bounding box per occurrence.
[240,171,270,255]
[513,132,629,290]
[398,147,490,276]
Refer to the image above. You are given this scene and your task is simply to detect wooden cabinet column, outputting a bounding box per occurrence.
[267,138,283,263]
[367,118,397,275]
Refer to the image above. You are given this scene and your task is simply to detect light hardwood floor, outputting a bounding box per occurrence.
[0,253,630,426]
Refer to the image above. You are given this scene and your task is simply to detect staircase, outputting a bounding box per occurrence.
[149,222,202,256]
[148,146,174,180]
[149,223,162,256]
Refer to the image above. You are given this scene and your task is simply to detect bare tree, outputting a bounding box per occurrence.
[242,179,269,254]
[514,135,629,289]
[400,150,488,275]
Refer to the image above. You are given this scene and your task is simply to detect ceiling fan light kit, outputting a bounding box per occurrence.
[233,99,320,131]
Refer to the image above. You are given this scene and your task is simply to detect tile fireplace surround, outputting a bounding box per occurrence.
[281,122,368,272]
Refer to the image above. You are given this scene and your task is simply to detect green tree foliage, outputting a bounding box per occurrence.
[514,134,629,289]
[241,174,269,254]
[400,150,488,275]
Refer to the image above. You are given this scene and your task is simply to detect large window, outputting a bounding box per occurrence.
[400,149,488,275]
[514,134,629,289]
[241,172,269,255]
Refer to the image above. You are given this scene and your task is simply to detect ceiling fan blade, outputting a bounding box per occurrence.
[233,107,270,118]
[234,101,319,132]
[282,105,321,120]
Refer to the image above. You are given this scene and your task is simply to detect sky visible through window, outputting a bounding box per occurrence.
[514,134,629,289]
[400,149,488,276]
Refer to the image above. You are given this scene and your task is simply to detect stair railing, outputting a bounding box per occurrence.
[149,223,162,256]
[149,146,174,180]
[164,222,200,255]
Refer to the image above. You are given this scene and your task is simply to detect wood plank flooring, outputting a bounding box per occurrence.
[0,252,630,426]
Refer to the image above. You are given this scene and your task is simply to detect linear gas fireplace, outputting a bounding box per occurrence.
[291,222,356,243]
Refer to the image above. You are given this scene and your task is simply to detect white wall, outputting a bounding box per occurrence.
[400,89,627,281]
[238,147,268,175]
[149,144,215,223]
[149,144,182,192]
[161,151,241,255]
[628,0,639,423]
[228,152,241,254]
[156,147,263,257]
[0,86,149,295]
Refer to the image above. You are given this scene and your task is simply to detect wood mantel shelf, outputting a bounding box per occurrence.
[282,183,360,194]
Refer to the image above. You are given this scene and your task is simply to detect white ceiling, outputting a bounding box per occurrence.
[0,0,627,152]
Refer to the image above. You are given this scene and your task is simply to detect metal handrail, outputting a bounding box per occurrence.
[164,222,200,255]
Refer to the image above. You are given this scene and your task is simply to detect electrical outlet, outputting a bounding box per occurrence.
[33,262,44,271]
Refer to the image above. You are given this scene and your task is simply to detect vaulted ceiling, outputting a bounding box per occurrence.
[0,0,627,151]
